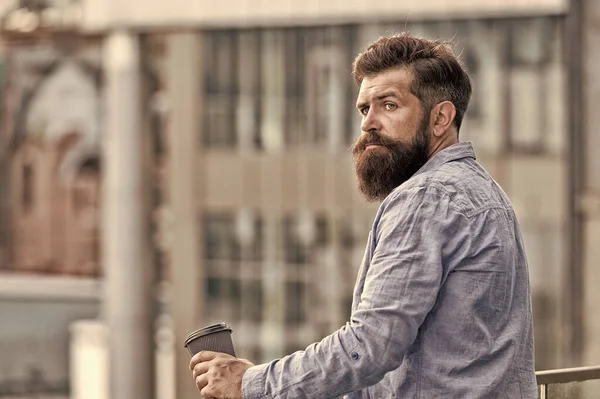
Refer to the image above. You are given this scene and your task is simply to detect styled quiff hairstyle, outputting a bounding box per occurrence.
[353,33,472,132]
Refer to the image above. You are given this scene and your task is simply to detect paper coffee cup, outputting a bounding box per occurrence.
[184,322,236,357]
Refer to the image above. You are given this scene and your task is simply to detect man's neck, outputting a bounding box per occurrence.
[428,132,459,159]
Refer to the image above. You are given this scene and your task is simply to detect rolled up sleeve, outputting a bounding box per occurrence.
[242,184,469,399]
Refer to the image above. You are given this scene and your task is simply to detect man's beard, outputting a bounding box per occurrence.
[352,118,431,202]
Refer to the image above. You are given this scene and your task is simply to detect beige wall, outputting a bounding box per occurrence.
[201,151,363,215]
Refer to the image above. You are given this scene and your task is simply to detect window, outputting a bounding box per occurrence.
[259,30,286,153]
[235,209,263,262]
[507,19,552,68]
[72,158,100,216]
[285,281,307,324]
[203,213,241,261]
[504,18,559,155]
[463,47,481,120]
[202,27,358,151]
[236,30,262,150]
[283,214,328,265]
[22,163,34,213]
[203,211,265,325]
[283,216,309,264]
[240,279,263,323]
[304,28,349,149]
[202,31,239,148]
[283,28,308,147]
[207,277,241,301]
[205,277,242,321]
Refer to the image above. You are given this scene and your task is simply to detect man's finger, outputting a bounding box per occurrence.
[195,373,209,393]
[192,361,210,380]
[200,384,218,399]
[189,350,219,370]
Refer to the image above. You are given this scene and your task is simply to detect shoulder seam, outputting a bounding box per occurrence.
[398,180,509,220]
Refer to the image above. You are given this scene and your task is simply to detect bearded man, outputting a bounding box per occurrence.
[189,33,537,399]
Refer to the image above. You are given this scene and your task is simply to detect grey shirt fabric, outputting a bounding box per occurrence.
[242,142,537,398]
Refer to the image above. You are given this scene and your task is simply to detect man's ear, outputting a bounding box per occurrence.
[431,101,456,138]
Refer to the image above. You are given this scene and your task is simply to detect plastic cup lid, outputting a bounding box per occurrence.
[184,322,232,347]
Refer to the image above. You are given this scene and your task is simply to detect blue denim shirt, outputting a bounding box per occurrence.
[242,142,537,398]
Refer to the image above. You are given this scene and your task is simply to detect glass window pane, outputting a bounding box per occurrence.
[241,279,263,323]
[202,31,238,148]
[203,213,240,261]
[205,277,241,321]
[285,281,307,324]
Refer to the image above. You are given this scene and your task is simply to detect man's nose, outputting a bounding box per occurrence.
[360,109,381,133]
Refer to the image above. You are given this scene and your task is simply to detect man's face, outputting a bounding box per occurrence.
[352,68,431,202]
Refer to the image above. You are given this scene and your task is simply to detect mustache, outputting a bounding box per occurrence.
[352,132,400,155]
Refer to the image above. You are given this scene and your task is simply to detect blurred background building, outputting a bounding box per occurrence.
[1,0,599,398]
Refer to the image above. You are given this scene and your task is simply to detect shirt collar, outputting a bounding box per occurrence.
[413,141,476,178]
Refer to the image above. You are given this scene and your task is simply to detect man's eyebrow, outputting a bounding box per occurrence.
[376,92,400,101]
[356,91,401,109]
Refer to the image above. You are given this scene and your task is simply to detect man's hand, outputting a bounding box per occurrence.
[189,351,254,399]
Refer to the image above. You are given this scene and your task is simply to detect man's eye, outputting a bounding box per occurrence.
[385,103,397,111]
[360,107,369,116]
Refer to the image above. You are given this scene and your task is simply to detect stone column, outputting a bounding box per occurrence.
[102,30,155,399]
[164,32,203,399]
[579,0,600,367]
[70,320,109,399]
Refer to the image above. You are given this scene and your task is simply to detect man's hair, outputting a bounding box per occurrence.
[353,33,472,132]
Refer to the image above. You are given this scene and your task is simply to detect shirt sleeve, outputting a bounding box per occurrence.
[242,184,469,399]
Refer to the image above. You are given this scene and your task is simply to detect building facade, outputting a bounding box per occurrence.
[1,0,590,397]
[164,17,568,368]
[0,30,104,398]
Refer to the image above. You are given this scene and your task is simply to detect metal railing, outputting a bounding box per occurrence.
[537,365,600,398]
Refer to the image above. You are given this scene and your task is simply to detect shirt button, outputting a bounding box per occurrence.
[351,352,360,360]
